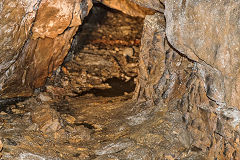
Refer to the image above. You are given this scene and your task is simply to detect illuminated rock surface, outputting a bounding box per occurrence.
[0,0,240,159]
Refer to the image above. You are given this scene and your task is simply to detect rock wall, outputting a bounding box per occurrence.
[98,0,157,18]
[133,0,240,159]
[165,0,240,109]
[134,12,240,159]
[1,0,240,158]
[0,0,155,99]
[0,0,92,98]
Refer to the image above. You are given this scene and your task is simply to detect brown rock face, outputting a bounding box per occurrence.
[134,13,166,103]
[98,0,156,18]
[131,0,165,12]
[134,11,240,159]
[0,0,92,98]
[164,0,240,108]
[0,0,40,97]
[32,0,92,39]
[31,104,62,134]
[1,1,240,159]
[0,0,158,99]
[0,139,2,158]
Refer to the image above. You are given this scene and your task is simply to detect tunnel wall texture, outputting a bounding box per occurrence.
[0,0,155,99]
[0,0,240,158]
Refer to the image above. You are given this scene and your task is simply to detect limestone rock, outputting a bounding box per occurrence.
[32,0,92,39]
[99,0,156,18]
[0,0,40,97]
[0,139,2,158]
[94,139,134,156]
[37,92,52,102]
[134,13,166,103]
[122,47,134,57]
[0,0,39,74]
[61,114,76,124]
[0,0,92,98]
[130,0,165,12]
[164,0,240,108]
[1,0,240,159]
[68,125,92,143]
[31,104,62,134]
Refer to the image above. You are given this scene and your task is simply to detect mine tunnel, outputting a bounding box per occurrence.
[0,2,150,159]
[57,3,142,98]
[0,0,240,159]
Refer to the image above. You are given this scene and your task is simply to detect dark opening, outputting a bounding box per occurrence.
[49,3,144,98]
[79,77,136,97]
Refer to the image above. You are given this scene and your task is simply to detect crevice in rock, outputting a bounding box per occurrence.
[0,97,28,110]
[78,77,136,97]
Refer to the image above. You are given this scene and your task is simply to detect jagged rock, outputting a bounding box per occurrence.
[98,0,156,18]
[164,0,240,108]
[1,0,240,159]
[18,153,59,160]
[0,139,2,158]
[32,0,92,39]
[37,92,52,102]
[0,0,160,99]
[0,0,40,98]
[122,47,134,57]
[68,125,92,143]
[131,0,165,12]
[133,11,240,159]
[0,0,92,98]
[31,104,62,134]
[94,139,134,156]
[134,12,166,103]
[61,114,76,124]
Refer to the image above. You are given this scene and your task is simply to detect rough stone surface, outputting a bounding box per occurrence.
[0,139,2,158]
[164,0,240,108]
[31,104,62,134]
[134,12,240,159]
[46,5,142,96]
[32,0,92,39]
[0,0,92,98]
[1,0,240,159]
[134,13,166,103]
[130,0,165,12]
[0,0,40,97]
[0,0,163,100]
[98,0,156,18]
[0,0,156,99]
